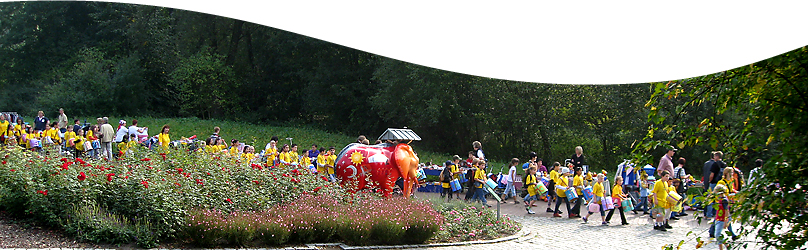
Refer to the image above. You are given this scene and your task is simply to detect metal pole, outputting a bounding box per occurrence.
[497,200,500,220]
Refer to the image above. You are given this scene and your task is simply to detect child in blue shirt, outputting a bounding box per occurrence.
[633,173,652,214]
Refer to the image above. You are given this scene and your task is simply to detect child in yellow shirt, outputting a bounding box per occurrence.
[117,136,129,158]
[289,144,300,166]
[49,123,61,145]
[470,159,491,207]
[73,129,86,153]
[0,115,10,144]
[583,173,607,225]
[571,167,585,217]
[264,140,278,166]
[547,162,561,213]
[301,154,313,172]
[326,147,337,180]
[523,166,539,214]
[316,148,328,173]
[242,146,256,163]
[650,170,672,231]
[278,144,291,167]
[605,176,630,225]
[553,167,572,217]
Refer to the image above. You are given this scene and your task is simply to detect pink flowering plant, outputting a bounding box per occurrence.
[185,194,443,246]
[429,199,521,242]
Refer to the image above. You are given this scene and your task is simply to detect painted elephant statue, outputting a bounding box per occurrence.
[334,142,420,197]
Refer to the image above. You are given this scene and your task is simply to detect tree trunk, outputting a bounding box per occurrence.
[226,19,244,66]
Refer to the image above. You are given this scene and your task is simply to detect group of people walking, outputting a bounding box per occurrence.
[438,142,753,249]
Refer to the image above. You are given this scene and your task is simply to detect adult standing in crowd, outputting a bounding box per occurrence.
[128,119,147,143]
[114,120,128,143]
[99,117,115,160]
[307,144,320,166]
[657,146,676,179]
[570,146,585,170]
[34,111,48,132]
[57,108,68,133]
[709,151,726,189]
[473,141,486,161]
[702,152,716,194]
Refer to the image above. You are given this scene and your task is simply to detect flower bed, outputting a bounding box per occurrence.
[0,146,516,248]
[185,195,442,246]
[429,199,521,242]
[0,146,344,247]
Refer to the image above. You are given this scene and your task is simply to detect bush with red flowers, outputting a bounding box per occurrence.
[0,145,512,248]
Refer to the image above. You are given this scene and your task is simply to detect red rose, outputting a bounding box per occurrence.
[196,179,204,185]
[10,169,15,172]
[1,160,5,164]
[37,190,48,196]
[77,172,86,181]
[141,158,151,161]
[61,162,70,170]
[226,198,232,203]
[106,173,115,182]
[141,180,149,188]
[314,187,322,192]
[253,180,260,184]
[176,168,183,173]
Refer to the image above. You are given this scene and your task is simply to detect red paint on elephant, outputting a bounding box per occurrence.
[335,142,420,197]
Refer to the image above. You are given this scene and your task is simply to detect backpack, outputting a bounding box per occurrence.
[441,167,452,183]
[465,169,476,188]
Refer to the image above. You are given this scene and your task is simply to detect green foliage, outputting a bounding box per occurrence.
[634,46,808,249]
[168,47,241,118]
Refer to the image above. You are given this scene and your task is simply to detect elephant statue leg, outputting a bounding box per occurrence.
[394,144,420,198]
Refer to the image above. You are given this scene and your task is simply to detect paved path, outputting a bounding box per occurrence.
[420,191,765,250]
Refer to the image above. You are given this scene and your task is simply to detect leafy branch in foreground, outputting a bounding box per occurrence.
[632,46,808,250]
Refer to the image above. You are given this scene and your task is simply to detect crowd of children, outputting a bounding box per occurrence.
[0,112,347,182]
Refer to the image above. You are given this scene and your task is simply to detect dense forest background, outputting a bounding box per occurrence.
[1,1,716,172]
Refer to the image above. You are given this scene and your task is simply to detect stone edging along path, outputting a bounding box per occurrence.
[0,227,527,250]
[308,228,527,250]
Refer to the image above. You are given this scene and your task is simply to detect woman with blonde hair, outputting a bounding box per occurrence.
[570,146,585,169]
